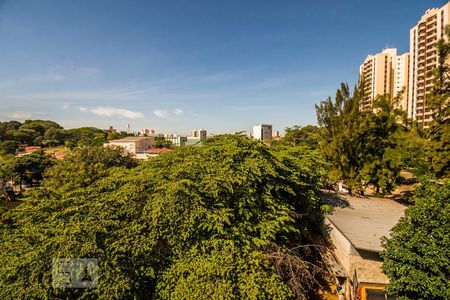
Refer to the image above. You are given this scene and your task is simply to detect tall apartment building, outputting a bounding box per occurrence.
[253,124,272,140]
[393,52,410,111]
[359,48,410,111]
[192,129,207,140]
[409,2,450,128]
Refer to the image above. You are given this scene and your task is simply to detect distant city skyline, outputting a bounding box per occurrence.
[0,0,448,134]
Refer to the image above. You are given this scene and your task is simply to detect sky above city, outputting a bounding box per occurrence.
[0,0,447,134]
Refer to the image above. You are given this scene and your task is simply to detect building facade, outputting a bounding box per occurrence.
[252,124,272,140]
[192,129,207,140]
[164,134,187,147]
[105,136,155,157]
[140,128,155,136]
[359,48,409,111]
[393,52,410,111]
[408,2,450,128]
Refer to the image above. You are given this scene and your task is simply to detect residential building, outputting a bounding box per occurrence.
[140,128,155,136]
[252,124,272,140]
[164,133,187,147]
[359,48,410,111]
[104,136,155,158]
[392,52,410,111]
[409,2,450,128]
[324,192,405,300]
[192,129,207,140]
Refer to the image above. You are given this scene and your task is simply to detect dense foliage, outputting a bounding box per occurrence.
[0,135,328,299]
[0,151,55,190]
[315,84,404,194]
[0,120,131,159]
[381,180,450,299]
[426,25,450,178]
[283,125,321,150]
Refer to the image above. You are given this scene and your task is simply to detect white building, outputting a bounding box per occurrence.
[104,136,154,158]
[253,124,272,140]
[192,129,207,140]
[164,133,187,147]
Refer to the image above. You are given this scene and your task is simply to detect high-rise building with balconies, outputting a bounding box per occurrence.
[409,2,450,128]
[392,52,410,111]
[359,48,410,111]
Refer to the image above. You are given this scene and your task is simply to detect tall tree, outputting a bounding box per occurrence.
[427,25,450,178]
[0,151,54,191]
[316,84,404,193]
[283,125,321,149]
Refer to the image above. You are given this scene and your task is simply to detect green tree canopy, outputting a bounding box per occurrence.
[283,125,321,149]
[426,25,450,178]
[381,180,450,299]
[65,127,108,147]
[44,146,138,193]
[0,135,328,299]
[315,83,404,193]
[0,151,55,189]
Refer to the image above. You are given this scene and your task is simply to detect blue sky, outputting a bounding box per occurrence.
[0,0,447,134]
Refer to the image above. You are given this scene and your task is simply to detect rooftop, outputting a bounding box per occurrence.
[325,192,406,252]
[144,148,172,154]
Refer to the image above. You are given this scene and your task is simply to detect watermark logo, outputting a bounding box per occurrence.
[52,258,99,288]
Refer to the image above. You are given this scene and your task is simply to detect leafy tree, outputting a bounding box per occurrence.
[0,140,20,158]
[154,137,173,148]
[381,180,450,299]
[65,127,108,147]
[395,125,430,176]
[20,120,63,136]
[427,25,450,178]
[316,84,404,194]
[44,146,138,192]
[107,131,129,140]
[283,125,321,149]
[359,95,404,193]
[0,151,54,190]
[0,121,21,142]
[44,128,68,146]
[0,135,328,299]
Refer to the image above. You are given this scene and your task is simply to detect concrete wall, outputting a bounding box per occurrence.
[325,218,390,299]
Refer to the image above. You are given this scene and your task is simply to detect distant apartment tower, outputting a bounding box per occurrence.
[409,2,450,128]
[359,48,409,111]
[140,128,155,136]
[192,129,207,140]
[253,124,272,140]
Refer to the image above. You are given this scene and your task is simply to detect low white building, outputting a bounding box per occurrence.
[104,136,155,158]
[164,134,187,147]
[253,124,272,140]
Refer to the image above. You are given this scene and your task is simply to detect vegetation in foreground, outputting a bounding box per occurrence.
[0,135,330,299]
[381,180,450,299]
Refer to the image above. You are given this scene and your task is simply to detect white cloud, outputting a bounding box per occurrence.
[79,106,143,119]
[153,109,168,119]
[173,108,183,115]
[4,111,37,119]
